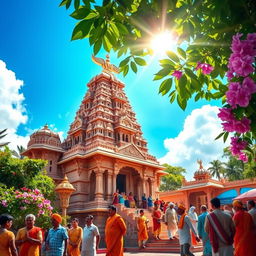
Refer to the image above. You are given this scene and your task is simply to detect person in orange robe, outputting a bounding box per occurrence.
[0,214,18,256]
[232,200,256,256]
[16,214,42,256]
[137,210,149,249]
[67,218,83,256]
[105,205,127,256]
[152,203,162,240]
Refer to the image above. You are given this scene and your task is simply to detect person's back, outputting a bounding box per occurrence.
[212,209,234,248]
[0,229,15,256]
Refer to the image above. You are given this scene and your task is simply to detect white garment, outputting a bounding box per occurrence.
[81,224,99,256]
[178,215,197,245]
[212,245,233,256]
[165,208,178,238]
[188,206,198,233]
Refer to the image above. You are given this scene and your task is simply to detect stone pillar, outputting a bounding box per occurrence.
[95,169,104,200]
[142,178,146,195]
[206,189,211,210]
[113,172,117,194]
[107,171,113,200]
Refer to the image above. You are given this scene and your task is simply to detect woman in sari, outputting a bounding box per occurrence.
[128,192,135,208]
[188,206,198,246]
[112,189,119,205]
[232,200,256,256]
[152,203,162,240]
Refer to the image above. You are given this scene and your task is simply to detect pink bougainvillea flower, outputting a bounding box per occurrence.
[229,55,254,77]
[218,108,234,122]
[195,62,214,75]
[239,153,248,163]
[172,70,183,80]
[230,136,247,156]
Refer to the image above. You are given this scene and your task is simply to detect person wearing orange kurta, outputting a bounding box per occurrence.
[0,214,18,256]
[67,218,83,256]
[152,204,162,240]
[105,205,127,256]
[16,214,42,256]
[137,210,149,249]
[232,200,256,256]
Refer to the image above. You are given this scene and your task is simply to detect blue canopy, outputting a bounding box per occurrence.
[217,189,238,205]
[240,187,254,194]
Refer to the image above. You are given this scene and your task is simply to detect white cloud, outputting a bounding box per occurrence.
[158,105,228,179]
[0,60,65,151]
[0,60,30,150]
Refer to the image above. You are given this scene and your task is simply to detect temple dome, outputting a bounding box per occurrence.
[27,124,62,148]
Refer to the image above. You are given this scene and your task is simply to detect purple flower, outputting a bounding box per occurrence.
[230,137,247,156]
[218,108,234,122]
[242,77,256,94]
[172,70,183,80]
[239,153,248,163]
[1,200,7,207]
[195,62,214,75]
[229,55,254,77]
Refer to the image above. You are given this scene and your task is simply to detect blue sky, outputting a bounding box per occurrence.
[0,0,227,179]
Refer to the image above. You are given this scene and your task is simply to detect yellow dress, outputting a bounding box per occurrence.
[67,227,83,256]
[0,229,15,256]
[137,216,148,241]
[16,227,42,256]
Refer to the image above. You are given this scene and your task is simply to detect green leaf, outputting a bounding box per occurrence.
[178,74,187,88]
[115,22,129,35]
[195,92,201,102]
[66,0,72,9]
[123,65,129,77]
[177,95,187,110]
[215,132,225,140]
[70,7,90,20]
[93,39,102,55]
[130,61,137,73]
[134,57,146,66]
[103,36,112,52]
[159,78,173,96]
[177,47,186,59]
[74,0,80,9]
[159,59,175,66]
[170,92,176,103]
[223,132,229,143]
[167,51,180,62]
[154,68,171,80]
[71,20,93,40]
[119,56,130,67]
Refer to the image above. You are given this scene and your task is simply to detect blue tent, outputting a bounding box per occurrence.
[217,189,238,205]
[240,187,254,194]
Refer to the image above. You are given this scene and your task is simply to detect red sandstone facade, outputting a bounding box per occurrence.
[23,56,165,241]
[160,161,256,211]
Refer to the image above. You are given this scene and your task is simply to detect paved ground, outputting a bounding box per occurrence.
[124,253,202,256]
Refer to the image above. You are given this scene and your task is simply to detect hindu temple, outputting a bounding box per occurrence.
[23,55,165,245]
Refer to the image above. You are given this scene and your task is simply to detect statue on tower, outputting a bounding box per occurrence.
[92,54,120,74]
[197,159,204,170]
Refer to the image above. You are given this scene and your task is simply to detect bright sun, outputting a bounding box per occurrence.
[150,31,177,55]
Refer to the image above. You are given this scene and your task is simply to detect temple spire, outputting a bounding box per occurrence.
[92,54,120,74]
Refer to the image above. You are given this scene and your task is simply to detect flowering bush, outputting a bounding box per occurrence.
[217,33,256,162]
[0,185,54,229]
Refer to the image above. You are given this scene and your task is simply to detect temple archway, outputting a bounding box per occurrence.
[116,166,141,200]
[189,191,207,212]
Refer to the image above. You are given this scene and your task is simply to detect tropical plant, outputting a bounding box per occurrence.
[59,0,256,164]
[0,129,9,147]
[207,160,224,180]
[160,163,186,191]
[0,185,54,229]
[11,145,26,159]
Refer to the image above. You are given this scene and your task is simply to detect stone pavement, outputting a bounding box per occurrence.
[124,253,202,256]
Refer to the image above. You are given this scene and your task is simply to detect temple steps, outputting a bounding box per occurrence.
[125,239,203,253]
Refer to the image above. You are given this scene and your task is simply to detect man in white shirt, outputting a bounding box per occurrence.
[247,200,256,227]
[177,205,200,256]
[81,215,100,256]
[164,202,178,240]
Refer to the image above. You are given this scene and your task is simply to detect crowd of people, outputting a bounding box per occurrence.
[0,197,255,256]
[149,198,256,256]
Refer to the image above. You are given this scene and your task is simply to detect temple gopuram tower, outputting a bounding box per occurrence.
[23,55,165,233]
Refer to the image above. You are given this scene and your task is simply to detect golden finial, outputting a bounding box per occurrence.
[92,55,119,74]
[197,159,203,169]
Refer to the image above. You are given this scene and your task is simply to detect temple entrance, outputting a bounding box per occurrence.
[189,191,207,212]
[116,174,126,193]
